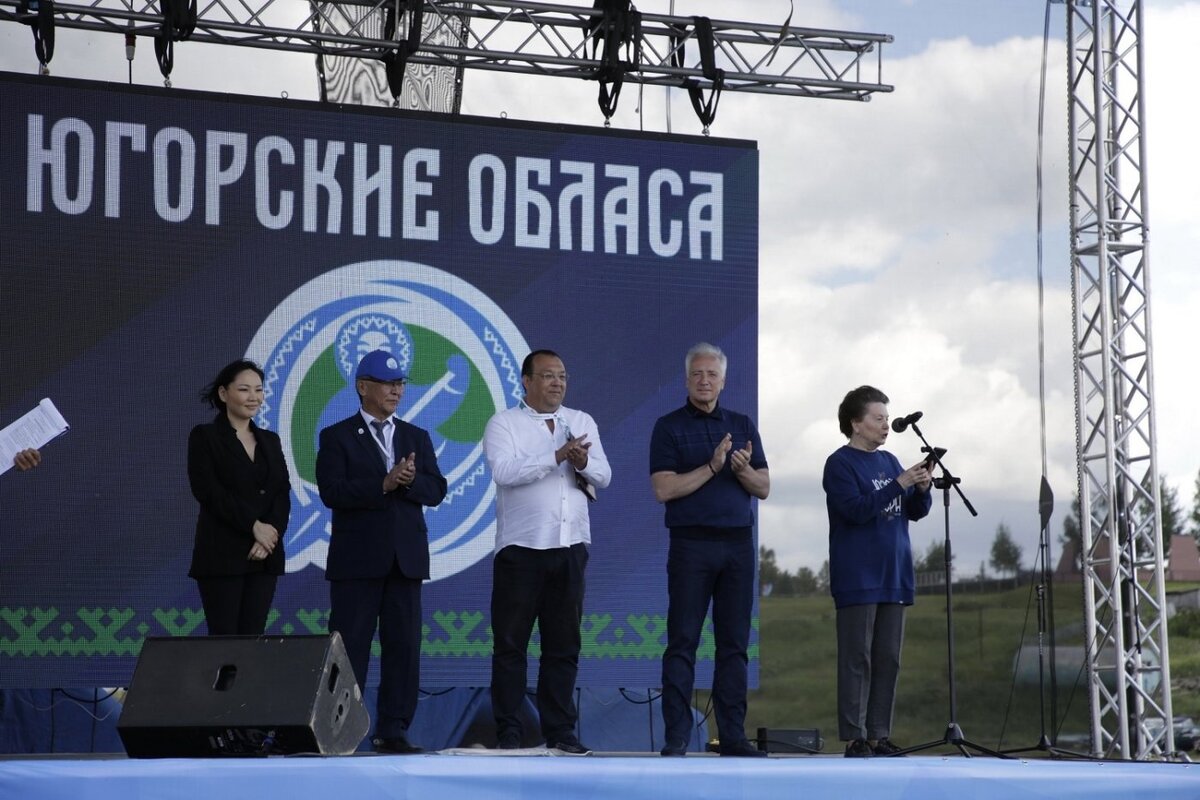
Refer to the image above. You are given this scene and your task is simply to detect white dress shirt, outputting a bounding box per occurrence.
[483,403,612,551]
[359,409,395,470]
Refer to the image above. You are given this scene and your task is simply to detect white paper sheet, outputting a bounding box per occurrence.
[0,398,70,475]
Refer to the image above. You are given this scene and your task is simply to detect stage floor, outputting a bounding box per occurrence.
[2,750,1199,800]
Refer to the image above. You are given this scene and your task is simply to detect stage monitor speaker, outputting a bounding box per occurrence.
[118,633,370,757]
[756,726,823,754]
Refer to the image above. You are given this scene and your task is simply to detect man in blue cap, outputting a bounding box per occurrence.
[316,349,447,754]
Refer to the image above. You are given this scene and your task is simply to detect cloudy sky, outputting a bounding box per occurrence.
[2,0,1196,575]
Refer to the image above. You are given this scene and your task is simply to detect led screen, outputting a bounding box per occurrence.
[0,72,759,689]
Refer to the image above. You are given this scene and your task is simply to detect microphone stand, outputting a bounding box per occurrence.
[891,420,1009,758]
[999,477,1093,759]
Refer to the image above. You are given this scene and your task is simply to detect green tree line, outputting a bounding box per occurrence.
[1058,470,1199,567]
[759,470,1199,597]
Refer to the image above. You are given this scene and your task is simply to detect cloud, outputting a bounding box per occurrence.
[1142,3,1200,508]
[1,1,1194,574]
[741,32,1077,573]
[754,3,1200,574]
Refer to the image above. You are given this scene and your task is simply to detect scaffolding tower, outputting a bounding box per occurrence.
[1066,0,1173,759]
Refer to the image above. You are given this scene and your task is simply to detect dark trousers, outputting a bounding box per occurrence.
[329,560,423,739]
[490,543,588,744]
[196,573,277,636]
[661,533,755,749]
[836,602,906,741]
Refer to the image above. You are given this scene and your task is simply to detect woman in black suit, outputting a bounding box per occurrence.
[187,359,291,635]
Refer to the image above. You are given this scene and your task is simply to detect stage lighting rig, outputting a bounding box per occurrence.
[15,0,55,74]
[0,0,894,131]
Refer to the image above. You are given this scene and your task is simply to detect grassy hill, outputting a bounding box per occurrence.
[700,581,1196,755]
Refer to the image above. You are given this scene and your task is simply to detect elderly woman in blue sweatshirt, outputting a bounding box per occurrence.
[823,385,932,758]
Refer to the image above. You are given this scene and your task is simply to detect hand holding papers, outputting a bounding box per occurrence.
[1,398,70,475]
[13,449,41,471]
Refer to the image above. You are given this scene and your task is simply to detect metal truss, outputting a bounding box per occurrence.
[1066,0,1173,760]
[0,0,893,117]
[313,1,466,110]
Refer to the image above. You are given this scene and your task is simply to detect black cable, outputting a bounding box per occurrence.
[58,688,118,753]
[616,688,661,704]
[57,688,121,704]
[1012,0,1089,758]
[48,688,122,754]
[996,547,1042,748]
[649,687,657,752]
[49,688,57,754]
[1034,1,1050,482]
[697,690,714,750]
[1054,605,1106,746]
[1034,0,1066,747]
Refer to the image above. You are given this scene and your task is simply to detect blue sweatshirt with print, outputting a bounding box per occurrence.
[823,445,932,609]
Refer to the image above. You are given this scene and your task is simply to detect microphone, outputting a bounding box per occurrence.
[890,411,923,433]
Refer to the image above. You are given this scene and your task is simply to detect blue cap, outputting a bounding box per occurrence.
[355,350,406,382]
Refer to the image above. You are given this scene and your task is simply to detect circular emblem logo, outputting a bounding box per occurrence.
[247,260,528,582]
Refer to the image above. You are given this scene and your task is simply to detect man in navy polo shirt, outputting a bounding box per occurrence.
[650,342,770,758]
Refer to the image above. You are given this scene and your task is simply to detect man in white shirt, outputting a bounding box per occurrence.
[483,349,612,754]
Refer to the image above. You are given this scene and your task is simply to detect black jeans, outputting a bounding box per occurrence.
[660,531,755,749]
[490,543,588,744]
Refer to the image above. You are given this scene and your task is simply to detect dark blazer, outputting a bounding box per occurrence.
[187,413,291,578]
[315,412,447,581]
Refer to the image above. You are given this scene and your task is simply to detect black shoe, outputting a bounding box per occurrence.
[548,739,593,756]
[373,735,423,755]
[660,743,687,757]
[844,738,873,758]
[496,733,522,750]
[873,738,904,756]
[719,739,767,757]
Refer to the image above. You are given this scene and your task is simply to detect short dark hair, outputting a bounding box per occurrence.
[521,349,561,377]
[837,385,889,438]
[200,359,265,411]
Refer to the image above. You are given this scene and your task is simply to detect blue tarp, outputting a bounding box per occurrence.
[3,750,1200,800]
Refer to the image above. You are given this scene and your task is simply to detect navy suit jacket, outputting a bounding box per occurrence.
[315,412,447,581]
